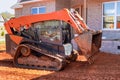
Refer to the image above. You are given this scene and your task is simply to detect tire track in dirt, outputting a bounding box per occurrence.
[0,52,120,80]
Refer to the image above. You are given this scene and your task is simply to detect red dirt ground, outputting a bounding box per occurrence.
[0,44,5,51]
[0,44,120,80]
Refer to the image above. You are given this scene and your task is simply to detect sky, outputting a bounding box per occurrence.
[0,0,18,14]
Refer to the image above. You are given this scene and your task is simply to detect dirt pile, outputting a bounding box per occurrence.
[0,51,120,80]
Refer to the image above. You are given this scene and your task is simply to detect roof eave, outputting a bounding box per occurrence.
[19,0,43,5]
[11,3,23,9]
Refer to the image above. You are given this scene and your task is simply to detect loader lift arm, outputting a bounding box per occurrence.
[5,9,88,35]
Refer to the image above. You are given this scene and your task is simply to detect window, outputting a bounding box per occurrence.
[39,7,46,13]
[31,8,38,14]
[33,20,72,44]
[103,1,120,30]
[31,6,46,14]
[117,2,120,29]
[33,20,61,44]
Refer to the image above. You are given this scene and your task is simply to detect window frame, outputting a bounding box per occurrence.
[32,20,63,45]
[31,6,46,14]
[102,1,120,30]
[31,7,39,14]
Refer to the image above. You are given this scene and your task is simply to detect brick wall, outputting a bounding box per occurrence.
[70,0,102,30]
[71,0,120,54]
[15,8,22,17]
[100,40,120,54]
[56,0,70,11]
[102,30,120,39]
[70,0,118,31]
[87,0,118,30]
[70,0,84,20]
[87,0,102,30]
[15,0,56,17]
[70,0,83,7]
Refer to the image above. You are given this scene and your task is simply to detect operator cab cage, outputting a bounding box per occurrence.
[5,8,89,47]
[30,20,73,45]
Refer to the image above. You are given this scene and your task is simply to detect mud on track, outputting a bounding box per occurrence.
[0,51,120,80]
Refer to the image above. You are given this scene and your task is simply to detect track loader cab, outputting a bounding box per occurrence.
[31,20,73,57]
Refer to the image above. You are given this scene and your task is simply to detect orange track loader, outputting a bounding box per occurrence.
[4,8,102,71]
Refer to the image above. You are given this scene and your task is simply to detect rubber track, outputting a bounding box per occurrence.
[13,44,67,71]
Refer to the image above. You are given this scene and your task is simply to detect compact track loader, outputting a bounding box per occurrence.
[4,8,102,71]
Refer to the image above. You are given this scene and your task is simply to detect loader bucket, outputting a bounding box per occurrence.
[74,31,102,63]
